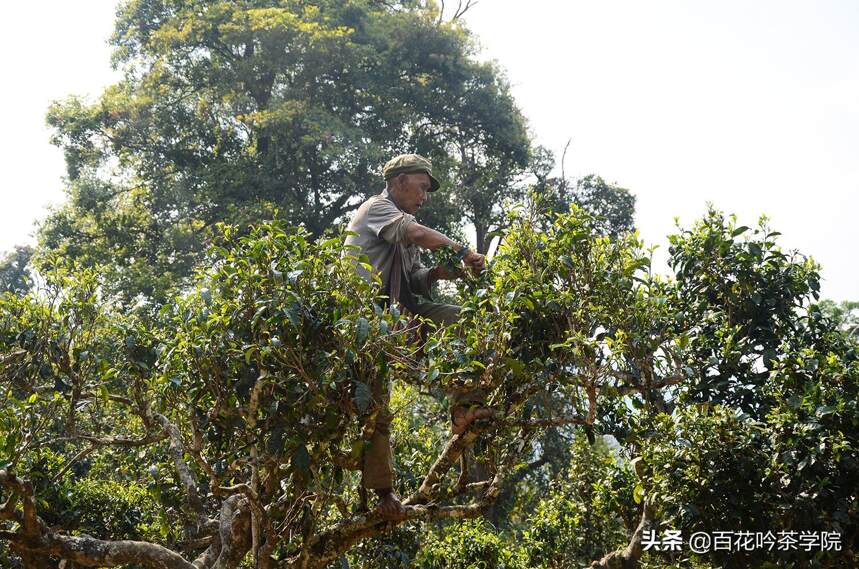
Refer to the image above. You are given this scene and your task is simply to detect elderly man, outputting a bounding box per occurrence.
[344,153,491,517]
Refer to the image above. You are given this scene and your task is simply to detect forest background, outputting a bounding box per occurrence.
[0,1,857,568]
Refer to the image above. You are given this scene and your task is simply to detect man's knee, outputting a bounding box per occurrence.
[414,302,460,327]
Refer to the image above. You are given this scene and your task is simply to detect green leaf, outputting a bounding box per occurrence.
[815,405,835,418]
[633,483,645,504]
[356,317,369,346]
[353,381,371,414]
[285,306,301,327]
[252,305,268,325]
[350,440,364,462]
[630,456,645,477]
[292,445,312,478]
[267,428,285,455]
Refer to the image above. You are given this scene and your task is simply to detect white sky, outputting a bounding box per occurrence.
[1,1,856,301]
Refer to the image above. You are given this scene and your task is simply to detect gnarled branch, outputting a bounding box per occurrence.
[588,501,656,569]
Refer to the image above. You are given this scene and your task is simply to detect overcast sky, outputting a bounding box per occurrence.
[1,1,856,301]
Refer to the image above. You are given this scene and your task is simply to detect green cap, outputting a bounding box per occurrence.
[382,153,441,192]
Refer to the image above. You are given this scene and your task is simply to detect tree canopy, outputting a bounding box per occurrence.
[1,202,856,568]
[1,2,855,568]
[38,0,529,303]
[0,246,32,295]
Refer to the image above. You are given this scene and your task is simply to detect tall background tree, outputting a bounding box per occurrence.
[0,246,32,295]
[39,0,530,302]
[4,2,855,568]
[529,143,636,237]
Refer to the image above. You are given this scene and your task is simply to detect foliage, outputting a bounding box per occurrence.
[17,448,162,541]
[818,299,859,339]
[529,145,636,237]
[668,209,821,416]
[572,174,636,237]
[40,0,530,302]
[415,519,529,569]
[427,201,651,414]
[6,3,856,569]
[521,436,636,568]
[0,245,33,295]
[1,203,857,568]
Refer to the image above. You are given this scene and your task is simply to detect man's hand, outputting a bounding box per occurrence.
[430,265,457,282]
[463,250,485,275]
[432,249,485,283]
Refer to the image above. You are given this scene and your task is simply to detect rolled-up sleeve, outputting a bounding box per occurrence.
[367,200,415,244]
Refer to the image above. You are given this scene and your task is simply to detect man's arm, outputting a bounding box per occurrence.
[403,223,461,251]
[404,223,485,275]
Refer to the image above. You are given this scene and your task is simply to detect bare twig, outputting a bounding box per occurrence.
[452,0,478,20]
[502,415,589,428]
[560,137,572,195]
[51,443,97,482]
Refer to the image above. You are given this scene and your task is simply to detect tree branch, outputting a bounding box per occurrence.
[9,532,196,569]
[452,0,478,21]
[588,501,656,569]
[155,414,207,531]
[0,470,42,536]
[405,426,487,505]
[51,443,97,482]
[210,495,252,569]
[300,501,487,569]
[502,415,589,428]
[613,373,683,395]
[1,470,200,569]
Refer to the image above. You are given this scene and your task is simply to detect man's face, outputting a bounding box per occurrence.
[390,172,431,214]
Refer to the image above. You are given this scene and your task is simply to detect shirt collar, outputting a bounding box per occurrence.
[379,187,405,213]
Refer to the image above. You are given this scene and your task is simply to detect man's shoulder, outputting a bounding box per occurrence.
[355,194,403,221]
[347,193,396,235]
[353,193,395,215]
[349,195,379,222]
